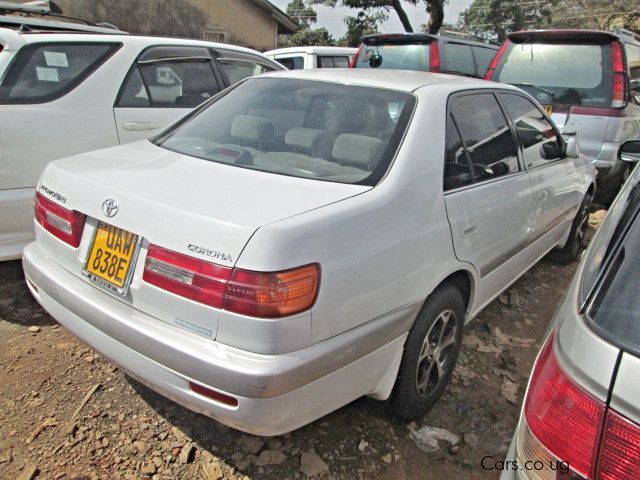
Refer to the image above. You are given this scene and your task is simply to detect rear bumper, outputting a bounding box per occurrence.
[22,242,407,435]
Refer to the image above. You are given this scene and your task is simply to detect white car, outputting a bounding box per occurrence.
[23,69,595,435]
[0,28,283,261]
[264,46,357,70]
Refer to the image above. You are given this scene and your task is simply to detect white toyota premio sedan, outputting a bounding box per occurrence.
[23,69,596,435]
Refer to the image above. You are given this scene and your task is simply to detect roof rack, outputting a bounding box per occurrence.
[0,1,53,14]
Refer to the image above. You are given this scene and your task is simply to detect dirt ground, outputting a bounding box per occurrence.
[0,219,601,480]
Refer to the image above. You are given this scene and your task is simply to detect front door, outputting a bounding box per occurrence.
[498,93,582,253]
[443,92,535,308]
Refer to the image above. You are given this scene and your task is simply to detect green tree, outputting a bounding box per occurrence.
[339,11,386,46]
[314,0,447,34]
[550,0,640,31]
[457,0,556,42]
[278,1,336,47]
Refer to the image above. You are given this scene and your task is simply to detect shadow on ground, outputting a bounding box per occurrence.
[0,260,55,327]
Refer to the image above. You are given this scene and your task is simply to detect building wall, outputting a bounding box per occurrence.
[55,0,278,51]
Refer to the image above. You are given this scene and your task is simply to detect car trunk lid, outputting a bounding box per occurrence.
[36,140,368,338]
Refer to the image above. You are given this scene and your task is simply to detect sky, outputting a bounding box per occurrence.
[271,0,474,38]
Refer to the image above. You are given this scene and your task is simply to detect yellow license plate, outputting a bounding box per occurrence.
[85,222,139,291]
[543,104,553,115]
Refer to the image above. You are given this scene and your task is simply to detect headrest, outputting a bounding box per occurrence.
[332,134,385,169]
[285,127,325,150]
[231,115,274,142]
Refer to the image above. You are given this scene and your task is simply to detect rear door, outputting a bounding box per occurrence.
[499,93,582,253]
[443,91,535,306]
[114,45,223,143]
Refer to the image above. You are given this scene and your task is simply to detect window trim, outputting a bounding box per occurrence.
[443,88,524,193]
[496,91,567,171]
[0,41,123,105]
[114,44,224,109]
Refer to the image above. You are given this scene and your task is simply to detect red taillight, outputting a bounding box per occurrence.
[189,382,238,407]
[611,41,626,108]
[34,192,86,247]
[350,44,364,68]
[484,40,510,80]
[143,244,320,318]
[597,410,640,480]
[523,334,606,478]
[143,244,232,308]
[429,41,440,73]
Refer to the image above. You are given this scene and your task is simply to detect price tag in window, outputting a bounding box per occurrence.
[44,51,69,68]
[36,67,59,82]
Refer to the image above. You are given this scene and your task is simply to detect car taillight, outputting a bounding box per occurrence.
[430,41,440,73]
[611,41,626,108]
[517,333,606,479]
[350,44,364,68]
[484,40,510,80]
[143,244,320,318]
[34,192,86,247]
[597,410,640,480]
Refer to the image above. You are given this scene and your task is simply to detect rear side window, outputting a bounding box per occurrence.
[355,43,431,71]
[499,93,563,168]
[447,93,519,185]
[318,56,350,68]
[443,43,476,77]
[0,42,120,104]
[116,46,222,109]
[627,44,640,80]
[276,56,304,70]
[494,42,612,108]
[472,46,497,77]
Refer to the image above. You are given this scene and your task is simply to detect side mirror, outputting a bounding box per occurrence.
[619,140,640,163]
[369,53,383,68]
[561,124,578,137]
[564,136,580,158]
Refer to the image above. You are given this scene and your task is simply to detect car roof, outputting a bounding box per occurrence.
[257,68,518,93]
[264,46,357,56]
[1,28,274,57]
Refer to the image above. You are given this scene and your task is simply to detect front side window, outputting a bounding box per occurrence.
[276,56,304,70]
[449,93,519,183]
[216,50,278,85]
[494,42,612,108]
[355,43,431,71]
[0,42,120,104]
[443,43,476,77]
[499,93,563,168]
[154,78,415,186]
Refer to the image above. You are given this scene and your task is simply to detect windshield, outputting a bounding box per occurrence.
[495,42,613,108]
[154,78,414,186]
[356,43,431,71]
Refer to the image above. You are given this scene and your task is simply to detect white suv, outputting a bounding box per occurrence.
[23,69,595,435]
[0,28,283,261]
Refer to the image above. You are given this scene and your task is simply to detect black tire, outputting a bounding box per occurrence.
[549,193,593,265]
[391,284,465,420]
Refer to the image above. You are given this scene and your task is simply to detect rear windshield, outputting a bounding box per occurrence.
[494,42,613,108]
[583,178,640,355]
[154,78,414,186]
[356,43,431,71]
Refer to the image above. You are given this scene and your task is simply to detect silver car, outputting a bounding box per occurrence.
[487,28,640,206]
[500,140,640,480]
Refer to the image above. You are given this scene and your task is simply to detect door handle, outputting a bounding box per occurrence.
[461,219,477,238]
[123,121,158,132]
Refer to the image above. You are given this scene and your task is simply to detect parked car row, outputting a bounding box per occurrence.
[2,5,639,455]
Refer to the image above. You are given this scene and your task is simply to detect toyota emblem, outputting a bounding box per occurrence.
[102,199,119,218]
